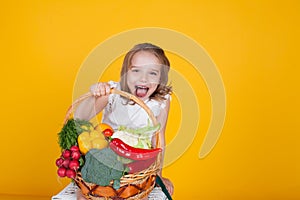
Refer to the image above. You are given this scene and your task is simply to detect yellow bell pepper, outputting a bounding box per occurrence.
[78,130,108,155]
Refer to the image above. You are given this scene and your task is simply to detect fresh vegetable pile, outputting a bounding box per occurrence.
[55,118,161,190]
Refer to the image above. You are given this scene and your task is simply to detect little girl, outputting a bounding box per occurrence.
[75,43,174,199]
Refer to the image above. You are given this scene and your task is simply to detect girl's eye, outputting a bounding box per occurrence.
[131,69,139,73]
[150,71,158,76]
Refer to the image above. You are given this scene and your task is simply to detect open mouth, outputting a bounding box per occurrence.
[135,85,149,98]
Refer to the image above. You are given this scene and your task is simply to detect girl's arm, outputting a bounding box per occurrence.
[156,98,170,169]
[155,97,174,195]
[74,82,110,120]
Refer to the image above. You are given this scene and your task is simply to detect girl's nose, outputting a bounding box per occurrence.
[140,72,148,83]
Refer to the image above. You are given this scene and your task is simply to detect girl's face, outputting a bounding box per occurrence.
[126,51,161,100]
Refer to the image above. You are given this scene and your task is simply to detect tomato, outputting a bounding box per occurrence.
[103,128,114,137]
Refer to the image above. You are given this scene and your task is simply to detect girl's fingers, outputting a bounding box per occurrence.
[98,83,105,96]
[105,84,111,94]
[162,177,174,195]
[99,83,111,96]
[90,84,96,96]
[90,82,110,97]
[76,190,87,200]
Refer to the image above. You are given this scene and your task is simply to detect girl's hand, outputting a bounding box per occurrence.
[162,177,174,196]
[90,82,111,97]
[76,190,87,200]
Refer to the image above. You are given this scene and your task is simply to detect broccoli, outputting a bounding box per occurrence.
[81,148,124,189]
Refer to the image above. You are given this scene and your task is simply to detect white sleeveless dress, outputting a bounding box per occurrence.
[102,81,168,130]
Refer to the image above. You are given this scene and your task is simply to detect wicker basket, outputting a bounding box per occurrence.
[63,88,162,200]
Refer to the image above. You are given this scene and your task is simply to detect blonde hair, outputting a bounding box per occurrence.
[120,43,172,101]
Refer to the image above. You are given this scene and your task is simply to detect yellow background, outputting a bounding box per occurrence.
[0,0,299,199]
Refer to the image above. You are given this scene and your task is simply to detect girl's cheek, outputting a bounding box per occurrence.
[126,73,137,83]
[149,76,160,84]
[128,72,141,81]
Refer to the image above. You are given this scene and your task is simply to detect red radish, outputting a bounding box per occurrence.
[62,149,71,159]
[70,145,79,152]
[55,157,64,167]
[68,160,80,170]
[66,169,76,179]
[71,151,81,160]
[57,167,67,177]
[62,158,70,168]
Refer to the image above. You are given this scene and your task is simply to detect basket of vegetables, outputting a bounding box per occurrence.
[55,89,162,200]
